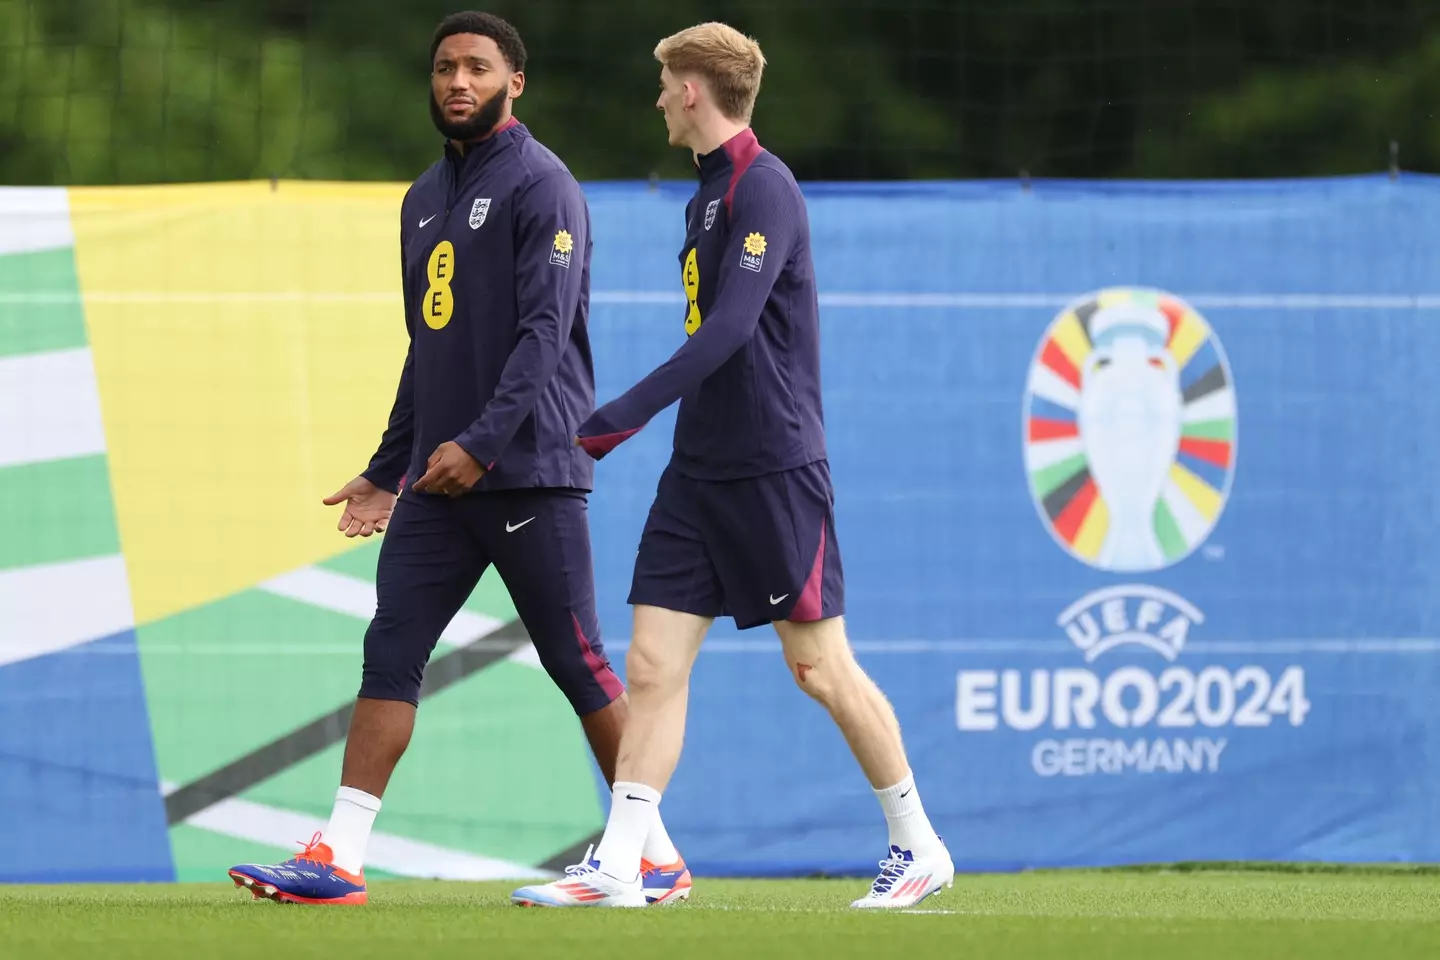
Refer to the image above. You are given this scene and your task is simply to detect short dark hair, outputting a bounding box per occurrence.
[430,11,526,72]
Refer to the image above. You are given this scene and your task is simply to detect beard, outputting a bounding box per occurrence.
[430,84,509,142]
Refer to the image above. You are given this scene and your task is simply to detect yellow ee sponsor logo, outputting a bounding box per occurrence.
[683,247,701,336]
[423,240,456,330]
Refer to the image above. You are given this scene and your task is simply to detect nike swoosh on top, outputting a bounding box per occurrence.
[419,214,437,227]
[506,518,536,532]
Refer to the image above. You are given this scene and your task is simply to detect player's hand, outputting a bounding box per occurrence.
[322,476,396,538]
[574,408,624,461]
[410,441,485,497]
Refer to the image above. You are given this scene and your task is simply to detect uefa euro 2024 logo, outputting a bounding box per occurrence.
[957,288,1307,779]
[1023,287,1237,572]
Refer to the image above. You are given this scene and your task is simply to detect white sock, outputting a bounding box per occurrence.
[640,809,680,867]
[325,786,381,874]
[874,771,943,857]
[591,781,659,881]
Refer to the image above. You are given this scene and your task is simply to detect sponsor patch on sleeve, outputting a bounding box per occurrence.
[551,229,574,268]
[739,232,766,272]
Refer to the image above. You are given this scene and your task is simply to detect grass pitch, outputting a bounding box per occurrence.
[2,868,1437,959]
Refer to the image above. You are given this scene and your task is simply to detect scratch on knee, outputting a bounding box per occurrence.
[795,662,813,683]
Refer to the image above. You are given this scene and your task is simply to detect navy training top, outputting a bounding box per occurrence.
[363,118,596,494]
[576,128,827,480]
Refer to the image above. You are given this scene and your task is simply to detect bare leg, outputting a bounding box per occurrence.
[579,693,628,786]
[339,698,417,797]
[612,605,710,791]
[584,605,709,881]
[774,616,908,787]
[775,609,952,914]
[342,692,630,796]
[577,682,684,874]
[775,613,951,913]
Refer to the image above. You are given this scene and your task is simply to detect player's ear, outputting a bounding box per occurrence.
[509,70,525,99]
[682,79,699,111]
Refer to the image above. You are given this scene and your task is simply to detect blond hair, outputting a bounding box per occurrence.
[654,22,766,123]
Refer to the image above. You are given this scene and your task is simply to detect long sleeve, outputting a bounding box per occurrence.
[452,171,589,470]
[361,228,417,493]
[576,169,801,459]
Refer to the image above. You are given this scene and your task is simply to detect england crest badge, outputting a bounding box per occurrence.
[469,198,491,229]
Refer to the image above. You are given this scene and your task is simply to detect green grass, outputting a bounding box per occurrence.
[2,872,1438,960]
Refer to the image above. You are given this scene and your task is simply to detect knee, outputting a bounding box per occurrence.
[530,639,624,716]
[625,637,689,699]
[787,650,861,710]
[358,619,430,704]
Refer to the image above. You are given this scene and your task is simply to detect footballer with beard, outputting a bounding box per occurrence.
[226,11,689,907]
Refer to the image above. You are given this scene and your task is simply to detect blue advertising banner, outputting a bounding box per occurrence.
[580,174,1440,874]
[2,174,1434,882]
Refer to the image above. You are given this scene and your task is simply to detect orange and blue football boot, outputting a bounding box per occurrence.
[228,831,367,905]
[641,854,692,905]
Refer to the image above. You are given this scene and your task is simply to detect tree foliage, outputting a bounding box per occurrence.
[2,0,1435,185]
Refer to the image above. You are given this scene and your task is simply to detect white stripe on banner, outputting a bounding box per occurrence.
[162,785,554,881]
[0,187,73,256]
[607,637,1440,655]
[2,291,1440,309]
[0,291,401,305]
[1025,363,1081,411]
[44,636,1440,657]
[812,292,1440,310]
[259,566,503,648]
[0,347,107,468]
[257,565,543,666]
[1181,389,1237,425]
[0,555,135,668]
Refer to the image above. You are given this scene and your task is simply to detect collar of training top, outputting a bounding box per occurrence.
[443,115,522,169]
[694,127,760,182]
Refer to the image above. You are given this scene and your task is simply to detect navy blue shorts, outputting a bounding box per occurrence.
[629,460,846,630]
[359,487,622,714]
